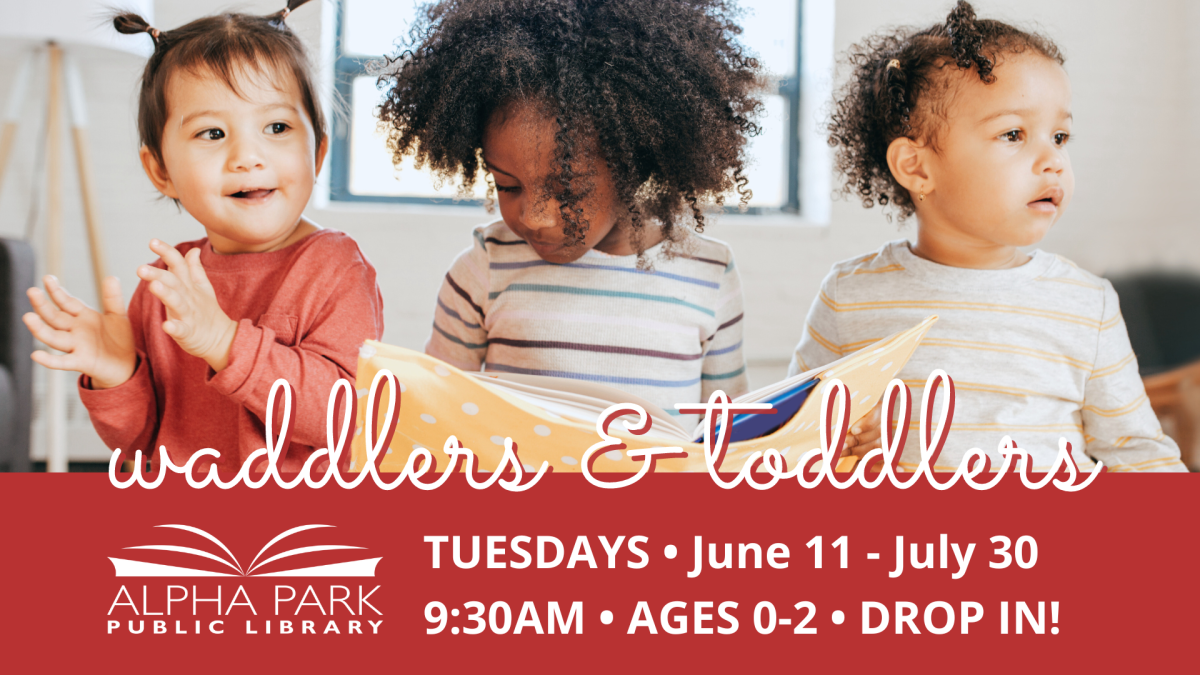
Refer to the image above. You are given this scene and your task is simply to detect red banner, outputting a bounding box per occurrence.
[1,473,1196,672]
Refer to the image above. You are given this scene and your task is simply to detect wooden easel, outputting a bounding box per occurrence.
[0,43,109,472]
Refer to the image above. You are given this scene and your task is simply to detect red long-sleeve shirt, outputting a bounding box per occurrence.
[79,229,384,473]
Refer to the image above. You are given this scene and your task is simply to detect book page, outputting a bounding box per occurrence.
[350,315,935,474]
[468,373,691,441]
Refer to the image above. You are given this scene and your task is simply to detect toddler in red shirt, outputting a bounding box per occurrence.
[21,0,383,472]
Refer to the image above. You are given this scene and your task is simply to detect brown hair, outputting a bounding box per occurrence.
[113,0,325,166]
[828,0,1063,220]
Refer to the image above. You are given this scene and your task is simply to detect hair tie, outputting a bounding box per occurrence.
[272,1,314,25]
[148,27,161,43]
[886,59,901,71]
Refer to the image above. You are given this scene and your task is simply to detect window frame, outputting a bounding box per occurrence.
[328,1,804,215]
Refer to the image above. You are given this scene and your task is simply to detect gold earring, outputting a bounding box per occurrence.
[918,192,925,201]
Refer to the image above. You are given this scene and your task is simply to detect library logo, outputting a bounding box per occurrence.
[107,524,381,577]
[105,525,384,636]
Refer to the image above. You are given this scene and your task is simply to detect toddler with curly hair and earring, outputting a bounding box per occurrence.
[791,1,1184,472]
[378,0,763,426]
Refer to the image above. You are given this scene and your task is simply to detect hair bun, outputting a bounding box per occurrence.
[945,0,994,81]
[112,12,152,36]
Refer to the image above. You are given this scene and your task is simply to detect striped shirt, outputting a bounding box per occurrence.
[789,240,1185,472]
[428,221,750,427]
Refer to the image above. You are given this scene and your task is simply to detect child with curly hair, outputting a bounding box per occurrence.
[791,1,1184,471]
[378,0,761,423]
[22,0,384,472]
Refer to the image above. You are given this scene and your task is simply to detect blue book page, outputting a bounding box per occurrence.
[693,377,821,443]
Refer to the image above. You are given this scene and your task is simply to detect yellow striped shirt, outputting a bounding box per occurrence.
[789,240,1185,472]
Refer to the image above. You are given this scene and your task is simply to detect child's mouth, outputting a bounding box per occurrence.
[1027,186,1064,214]
[1028,199,1056,214]
[229,188,276,201]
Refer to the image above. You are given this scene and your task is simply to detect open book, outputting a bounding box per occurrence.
[349,316,937,473]
[470,366,814,444]
[108,524,381,577]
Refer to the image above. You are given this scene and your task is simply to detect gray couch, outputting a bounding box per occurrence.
[0,238,34,471]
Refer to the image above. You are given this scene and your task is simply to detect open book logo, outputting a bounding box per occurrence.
[108,524,381,578]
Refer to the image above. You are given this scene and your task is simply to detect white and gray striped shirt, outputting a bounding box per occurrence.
[428,221,749,427]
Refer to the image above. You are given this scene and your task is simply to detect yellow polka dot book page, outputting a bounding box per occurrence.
[349,316,937,474]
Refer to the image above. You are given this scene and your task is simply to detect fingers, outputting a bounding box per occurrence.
[99,276,127,316]
[30,349,77,372]
[846,401,884,446]
[41,275,86,317]
[185,248,213,291]
[22,312,74,352]
[149,239,191,284]
[138,265,187,314]
[846,401,886,457]
[142,250,215,332]
[161,319,192,341]
[852,423,883,448]
[147,279,185,316]
[136,263,167,284]
[26,286,72,330]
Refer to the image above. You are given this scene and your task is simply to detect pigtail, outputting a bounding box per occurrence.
[112,12,161,47]
[880,57,912,138]
[945,1,995,83]
[268,0,315,26]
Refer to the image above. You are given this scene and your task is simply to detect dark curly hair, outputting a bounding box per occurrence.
[375,0,764,255]
[828,0,1063,220]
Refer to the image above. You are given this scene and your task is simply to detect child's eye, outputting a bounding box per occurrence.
[265,122,290,135]
[1054,132,1070,146]
[495,184,521,194]
[1000,129,1022,142]
[199,128,225,140]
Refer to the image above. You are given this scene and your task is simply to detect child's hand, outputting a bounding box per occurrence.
[22,275,136,389]
[845,400,884,457]
[137,239,238,372]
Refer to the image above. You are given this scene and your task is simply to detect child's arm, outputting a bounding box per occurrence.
[700,254,749,400]
[425,243,489,371]
[785,269,880,454]
[787,267,873,451]
[1081,282,1186,472]
[202,248,384,450]
[787,269,842,378]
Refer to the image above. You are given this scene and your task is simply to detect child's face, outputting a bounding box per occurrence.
[141,66,327,254]
[482,103,626,264]
[919,54,1074,254]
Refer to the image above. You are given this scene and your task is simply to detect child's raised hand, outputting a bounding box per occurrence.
[137,239,238,372]
[23,275,136,389]
[845,400,884,458]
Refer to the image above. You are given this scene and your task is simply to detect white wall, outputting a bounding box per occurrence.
[1,0,1196,461]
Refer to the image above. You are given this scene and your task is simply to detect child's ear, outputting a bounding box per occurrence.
[314,135,329,179]
[139,145,179,200]
[886,136,933,198]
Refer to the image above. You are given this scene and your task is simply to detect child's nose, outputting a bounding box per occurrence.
[226,137,266,172]
[520,196,559,232]
[1035,142,1066,174]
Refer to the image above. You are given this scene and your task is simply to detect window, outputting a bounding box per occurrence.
[328,0,831,220]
